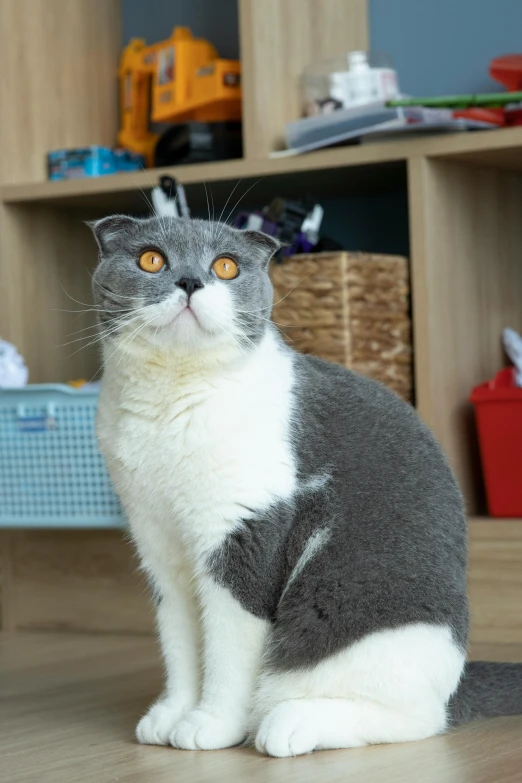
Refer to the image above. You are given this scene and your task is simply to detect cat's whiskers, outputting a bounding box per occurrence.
[226,322,258,353]
[114,322,151,369]
[89,272,142,302]
[216,179,261,239]
[235,309,296,327]
[234,311,296,345]
[90,275,147,302]
[209,183,216,226]
[52,306,128,315]
[112,309,166,370]
[233,273,315,314]
[139,165,170,243]
[65,316,131,338]
[61,302,159,355]
[216,180,242,230]
[62,316,138,354]
[77,318,150,366]
[60,282,140,319]
[62,314,134,345]
[60,286,102,310]
[203,182,218,239]
[137,186,157,221]
[250,316,296,343]
[203,181,211,224]
[64,329,115,357]
[153,312,164,344]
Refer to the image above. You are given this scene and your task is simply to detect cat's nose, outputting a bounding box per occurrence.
[176,277,204,298]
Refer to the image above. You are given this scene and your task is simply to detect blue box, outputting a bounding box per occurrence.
[0,385,124,528]
[47,146,145,181]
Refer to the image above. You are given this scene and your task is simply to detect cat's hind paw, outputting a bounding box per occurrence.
[169,708,246,750]
[136,699,192,746]
[255,701,319,757]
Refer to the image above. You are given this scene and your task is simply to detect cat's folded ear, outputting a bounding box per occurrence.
[241,230,283,264]
[86,214,141,257]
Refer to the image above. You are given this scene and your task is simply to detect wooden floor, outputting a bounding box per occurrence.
[2,632,522,783]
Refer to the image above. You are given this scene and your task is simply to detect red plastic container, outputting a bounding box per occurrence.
[470,367,522,518]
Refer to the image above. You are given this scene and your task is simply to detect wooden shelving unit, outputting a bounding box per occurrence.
[1,0,521,641]
[3,125,522,511]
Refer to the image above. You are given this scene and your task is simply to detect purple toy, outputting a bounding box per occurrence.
[234,197,324,260]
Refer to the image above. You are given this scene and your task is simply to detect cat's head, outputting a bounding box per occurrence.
[89,216,280,357]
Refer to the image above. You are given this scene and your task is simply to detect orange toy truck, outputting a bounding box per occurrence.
[118,27,242,166]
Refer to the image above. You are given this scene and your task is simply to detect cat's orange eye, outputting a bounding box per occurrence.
[139,250,165,273]
[212,257,239,280]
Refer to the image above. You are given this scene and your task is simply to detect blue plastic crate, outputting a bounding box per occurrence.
[0,385,125,528]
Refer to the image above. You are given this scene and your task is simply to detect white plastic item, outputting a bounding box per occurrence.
[503,328,522,387]
[301,204,324,244]
[329,52,398,109]
[151,186,179,218]
[0,338,29,388]
[151,181,190,219]
[302,51,399,116]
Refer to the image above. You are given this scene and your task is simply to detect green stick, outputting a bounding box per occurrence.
[387,92,522,109]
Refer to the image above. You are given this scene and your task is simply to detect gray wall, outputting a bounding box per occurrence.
[370,0,522,96]
[121,0,239,59]
[122,0,522,96]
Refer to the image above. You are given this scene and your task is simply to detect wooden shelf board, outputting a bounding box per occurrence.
[0,144,410,208]
[469,517,522,524]
[3,127,522,211]
[2,518,521,640]
[467,516,522,646]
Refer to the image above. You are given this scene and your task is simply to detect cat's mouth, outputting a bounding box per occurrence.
[150,298,203,331]
[130,288,230,345]
[176,303,200,324]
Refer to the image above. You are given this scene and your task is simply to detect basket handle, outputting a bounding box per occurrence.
[16,402,56,418]
[16,402,57,430]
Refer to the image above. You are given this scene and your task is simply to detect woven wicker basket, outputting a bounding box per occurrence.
[270,252,412,402]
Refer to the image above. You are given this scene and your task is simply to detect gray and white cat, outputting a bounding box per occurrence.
[89,215,522,757]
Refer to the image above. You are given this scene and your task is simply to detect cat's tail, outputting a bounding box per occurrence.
[448,661,522,725]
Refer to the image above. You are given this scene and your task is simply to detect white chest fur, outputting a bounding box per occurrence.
[97,332,297,569]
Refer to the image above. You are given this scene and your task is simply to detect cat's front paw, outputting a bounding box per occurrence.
[255,701,319,757]
[136,698,193,746]
[169,708,246,750]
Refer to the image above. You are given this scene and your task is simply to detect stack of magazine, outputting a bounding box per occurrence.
[272,101,495,158]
